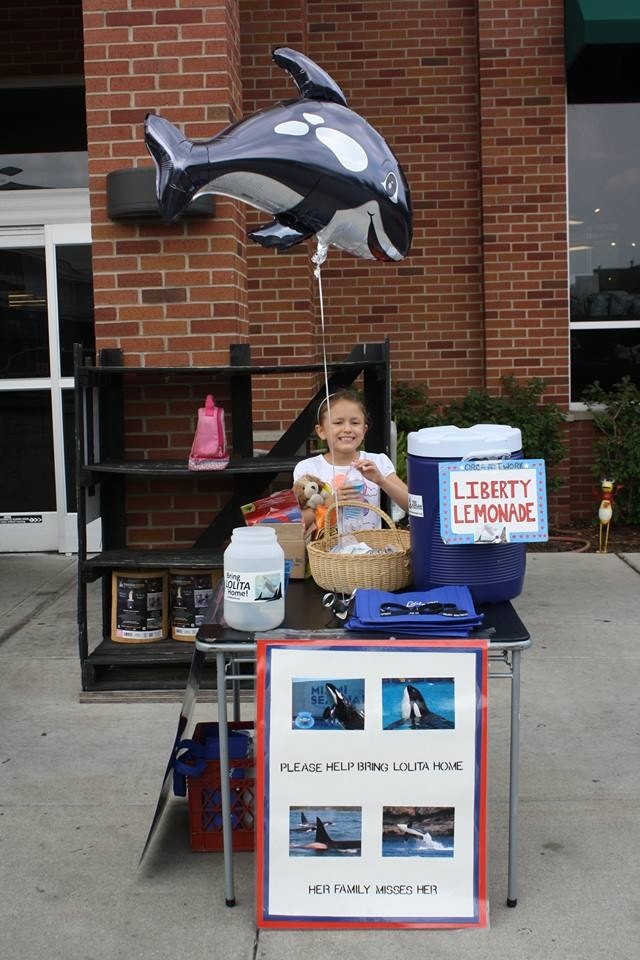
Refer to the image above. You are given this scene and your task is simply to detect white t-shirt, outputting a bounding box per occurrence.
[293,451,396,531]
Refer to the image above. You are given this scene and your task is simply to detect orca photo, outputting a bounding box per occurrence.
[382,678,455,730]
[289,806,362,857]
[291,678,365,730]
[382,806,455,858]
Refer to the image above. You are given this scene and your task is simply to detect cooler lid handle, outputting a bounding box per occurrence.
[461,449,511,462]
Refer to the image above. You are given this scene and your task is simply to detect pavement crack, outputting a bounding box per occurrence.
[617,553,640,576]
[0,569,77,647]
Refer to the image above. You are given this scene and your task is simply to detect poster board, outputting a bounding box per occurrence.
[438,458,548,544]
[256,638,488,929]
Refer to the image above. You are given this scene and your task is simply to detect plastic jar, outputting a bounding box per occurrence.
[223,526,285,631]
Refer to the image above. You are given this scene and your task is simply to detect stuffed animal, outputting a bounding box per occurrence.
[293,474,332,511]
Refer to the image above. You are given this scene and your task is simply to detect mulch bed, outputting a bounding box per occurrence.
[527,523,640,553]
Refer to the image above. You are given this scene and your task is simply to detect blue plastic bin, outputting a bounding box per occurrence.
[407,424,526,603]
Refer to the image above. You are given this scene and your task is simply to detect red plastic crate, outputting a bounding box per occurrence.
[186,722,255,852]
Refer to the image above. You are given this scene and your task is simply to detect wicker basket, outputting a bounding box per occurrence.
[306,500,411,593]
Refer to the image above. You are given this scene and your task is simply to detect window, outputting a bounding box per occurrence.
[568,103,640,401]
[0,83,88,190]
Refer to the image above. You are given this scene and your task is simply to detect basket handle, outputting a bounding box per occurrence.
[321,498,406,550]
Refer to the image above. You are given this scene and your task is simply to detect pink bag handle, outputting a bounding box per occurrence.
[202,395,226,454]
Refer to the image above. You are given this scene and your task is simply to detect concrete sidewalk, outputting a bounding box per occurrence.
[0,551,639,959]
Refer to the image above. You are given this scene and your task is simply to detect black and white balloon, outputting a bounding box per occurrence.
[144,47,412,262]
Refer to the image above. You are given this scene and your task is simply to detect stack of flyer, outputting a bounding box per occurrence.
[345,585,483,637]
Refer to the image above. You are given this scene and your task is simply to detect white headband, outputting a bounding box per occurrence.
[316,393,337,422]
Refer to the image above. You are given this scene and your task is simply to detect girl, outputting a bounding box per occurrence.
[293,389,409,532]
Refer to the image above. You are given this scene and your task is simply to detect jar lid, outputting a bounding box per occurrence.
[232,525,277,539]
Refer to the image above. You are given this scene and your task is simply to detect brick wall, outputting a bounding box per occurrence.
[240,0,320,433]
[81,0,249,547]
[82,0,247,367]
[569,417,600,522]
[477,0,569,404]
[299,1,573,523]
[304,0,486,404]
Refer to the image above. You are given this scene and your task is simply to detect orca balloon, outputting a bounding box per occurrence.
[144,47,412,261]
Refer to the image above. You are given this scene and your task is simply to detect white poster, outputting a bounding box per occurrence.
[256,638,488,929]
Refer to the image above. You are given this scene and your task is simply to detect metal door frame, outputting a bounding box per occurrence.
[0,218,94,553]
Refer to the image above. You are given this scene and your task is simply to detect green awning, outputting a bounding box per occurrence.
[566,1,640,67]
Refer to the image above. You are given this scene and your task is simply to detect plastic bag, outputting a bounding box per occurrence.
[188,395,230,471]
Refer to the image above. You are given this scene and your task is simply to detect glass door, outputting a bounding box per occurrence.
[0,223,95,552]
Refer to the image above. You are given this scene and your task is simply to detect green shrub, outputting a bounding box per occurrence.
[392,383,438,483]
[392,377,566,490]
[394,428,408,482]
[581,376,640,524]
[392,382,440,434]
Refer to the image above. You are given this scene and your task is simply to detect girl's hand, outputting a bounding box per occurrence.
[339,480,365,500]
[351,458,384,487]
[352,458,410,513]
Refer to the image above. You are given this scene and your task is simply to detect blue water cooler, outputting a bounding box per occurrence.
[407,424,527,604]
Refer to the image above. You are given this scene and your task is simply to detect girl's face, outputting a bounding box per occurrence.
[316,398,367,462]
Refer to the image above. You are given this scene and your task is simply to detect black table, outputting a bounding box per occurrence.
[196,580,531,908]
[197,576,530,645]
[141,580,531,911]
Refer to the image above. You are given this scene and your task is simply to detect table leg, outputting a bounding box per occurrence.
[216,650,236,906]
[507,648,521,906]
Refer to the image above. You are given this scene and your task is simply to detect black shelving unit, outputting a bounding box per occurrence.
[75,340,391,691]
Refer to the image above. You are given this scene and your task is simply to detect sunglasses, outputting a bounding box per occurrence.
[378,601,470,618]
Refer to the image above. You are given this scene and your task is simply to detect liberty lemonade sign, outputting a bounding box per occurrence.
[438,459,548,545]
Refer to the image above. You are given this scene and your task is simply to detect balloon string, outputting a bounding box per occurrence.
[312,239,345,545]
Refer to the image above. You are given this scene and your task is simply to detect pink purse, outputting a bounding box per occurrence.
[188,395,230,471]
